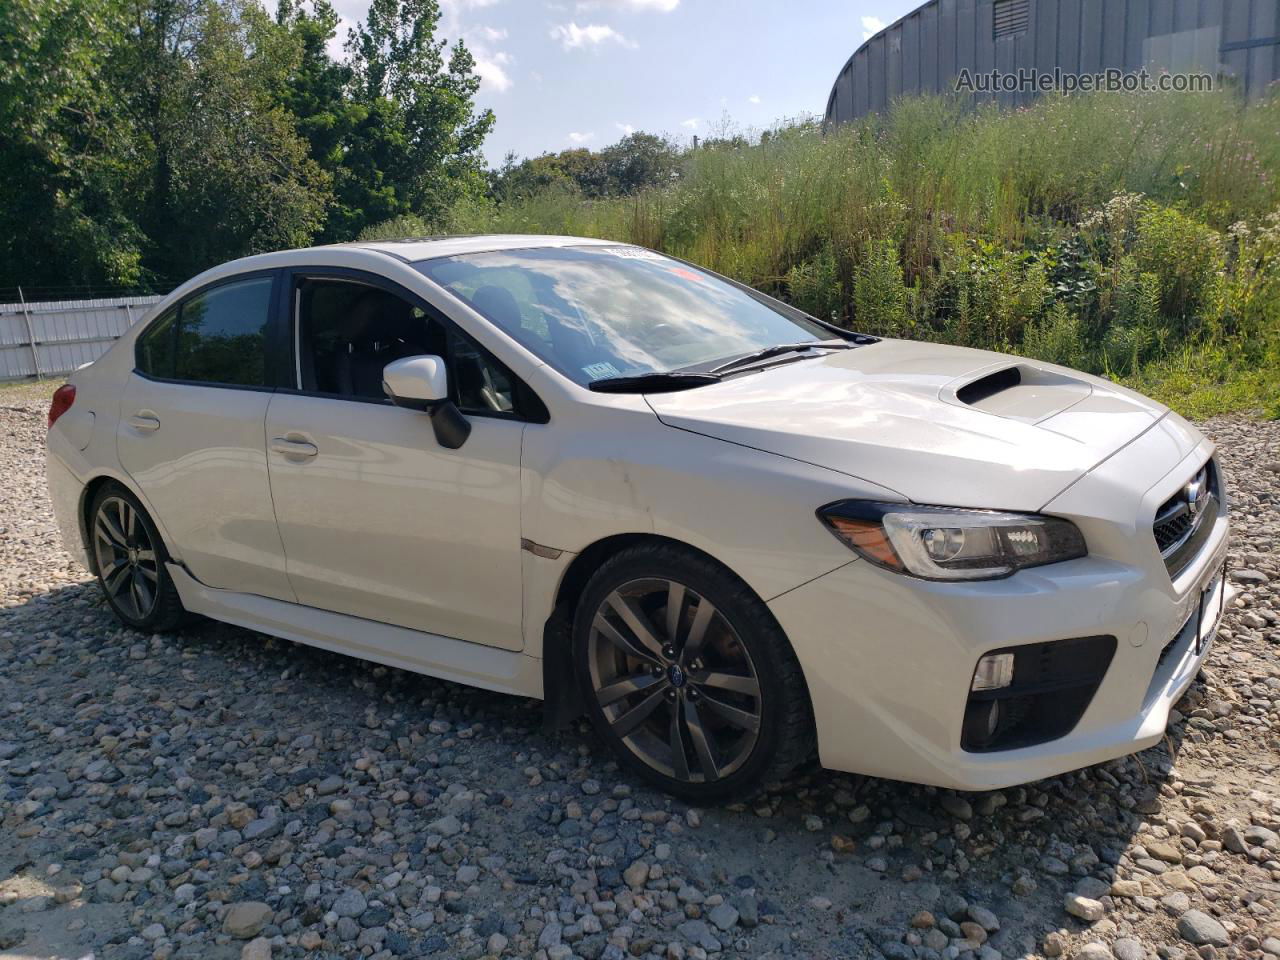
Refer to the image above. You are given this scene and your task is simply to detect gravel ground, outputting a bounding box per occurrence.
[1,379,1279,960]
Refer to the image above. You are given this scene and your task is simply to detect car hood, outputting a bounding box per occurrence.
[646,339,1190,511]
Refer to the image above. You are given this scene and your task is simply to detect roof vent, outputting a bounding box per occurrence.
[956,365,1021,405]
[993,0,1030,40]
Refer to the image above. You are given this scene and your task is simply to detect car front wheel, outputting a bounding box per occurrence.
[89,483,187,632]
[574,544,815,803]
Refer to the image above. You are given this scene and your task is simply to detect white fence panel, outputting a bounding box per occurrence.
[0,295,162,382]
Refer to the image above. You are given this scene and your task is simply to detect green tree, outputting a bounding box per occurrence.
[492,149,610,202]
[0,0,141,289]
[489,131,683,206]
[336,0,493,236]
[120,0,331,280]
[600,132,681,194]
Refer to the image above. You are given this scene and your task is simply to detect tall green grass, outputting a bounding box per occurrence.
[451,90,1280,418]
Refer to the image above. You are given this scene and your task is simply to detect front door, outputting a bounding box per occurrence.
[117,272,294,601]
[263,273,528,650]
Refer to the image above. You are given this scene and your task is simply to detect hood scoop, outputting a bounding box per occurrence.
[955,366,1022,405]
[944,363,1091,423]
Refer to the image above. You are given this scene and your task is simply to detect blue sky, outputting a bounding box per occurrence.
[327,0,921,166]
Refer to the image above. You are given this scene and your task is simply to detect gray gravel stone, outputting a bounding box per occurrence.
[1064,894,1105,921]
[1177,909,1230,947]
[332,888,368,919]
[708,903,739,931]
[222,902,272,939]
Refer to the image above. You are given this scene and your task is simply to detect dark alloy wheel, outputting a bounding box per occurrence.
[574,544,815,802]
[93,495,160,620]
[89,484,187,631]
[587,578,762,783]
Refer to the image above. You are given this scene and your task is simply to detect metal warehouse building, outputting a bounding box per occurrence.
[825,0,1280,125]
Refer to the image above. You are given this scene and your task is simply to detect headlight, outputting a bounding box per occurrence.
[816,500,1087,581]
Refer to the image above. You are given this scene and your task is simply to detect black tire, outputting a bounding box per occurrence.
[88,482,188,632]
[573,543,815,803]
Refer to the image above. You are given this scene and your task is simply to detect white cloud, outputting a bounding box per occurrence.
[577,0,679,10]
[326,18,353,61]
[550,22,633,49]
[747,94,761,105]
[861,15,886,40]
[615,122,635,136]
[680,117,700,129]
[568,131,595,144]
[473,49,514,92]
[432,0,515,94]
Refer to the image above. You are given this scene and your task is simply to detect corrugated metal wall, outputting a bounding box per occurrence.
[0,296,159,382]
[826,0,1280,125]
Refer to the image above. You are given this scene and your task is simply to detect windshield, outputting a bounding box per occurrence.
[414,245,835,386]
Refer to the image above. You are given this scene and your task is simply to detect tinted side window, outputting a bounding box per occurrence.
[446,327,516,415]
[175,276,273,386]
[136,308,178,378]
[296,278,440,400]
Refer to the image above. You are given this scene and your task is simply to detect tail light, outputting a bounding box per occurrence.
[48,384,76,429]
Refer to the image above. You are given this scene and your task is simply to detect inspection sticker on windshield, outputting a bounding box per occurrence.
[603,246,665,261]
[583,362,621,380]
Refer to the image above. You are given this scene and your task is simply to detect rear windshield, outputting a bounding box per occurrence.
[415,245,832,386]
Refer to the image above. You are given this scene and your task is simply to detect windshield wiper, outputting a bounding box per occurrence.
[587,372,722,394]
[708,340,854,376]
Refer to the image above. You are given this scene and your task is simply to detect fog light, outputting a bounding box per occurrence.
[962,699,1001,748]
[971,652,1015,692]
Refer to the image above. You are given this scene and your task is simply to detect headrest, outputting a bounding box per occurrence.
[470,285,523,329]
[338,290,418,343]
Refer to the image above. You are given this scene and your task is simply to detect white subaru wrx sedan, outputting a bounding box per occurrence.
[46,235,1231,801]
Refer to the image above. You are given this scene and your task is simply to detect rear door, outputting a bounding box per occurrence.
[262,269,530,650]
[117,271,295,601]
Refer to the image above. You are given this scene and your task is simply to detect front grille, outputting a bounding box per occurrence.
[1153,459,1219,580]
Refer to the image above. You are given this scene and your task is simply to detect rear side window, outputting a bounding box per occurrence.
[135,275,274,387]
[136,308,177,378]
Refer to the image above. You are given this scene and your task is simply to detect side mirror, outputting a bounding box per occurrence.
[382,355,471,450]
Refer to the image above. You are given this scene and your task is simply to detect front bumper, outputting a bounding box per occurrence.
[770,432,1231,790]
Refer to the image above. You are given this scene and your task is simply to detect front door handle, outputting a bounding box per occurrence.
[270,436,318,460]
[128,412,161,432]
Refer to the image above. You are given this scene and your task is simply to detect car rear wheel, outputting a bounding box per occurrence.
[89,483,187,632]
[573,543,815,802]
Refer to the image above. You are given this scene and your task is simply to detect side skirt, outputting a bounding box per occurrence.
[167,563,544,699]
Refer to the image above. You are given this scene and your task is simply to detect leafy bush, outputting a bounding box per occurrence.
[1022,301,1085,370]
[1099,257,1163,376]
[852,240,909,336]
[785,245,842,324]
[937,239,1048,350]
[1132,206,1225,334]
[357,214,432,241]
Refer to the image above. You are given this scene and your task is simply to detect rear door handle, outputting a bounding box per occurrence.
[128,413,160,432]
[270,436,318,459]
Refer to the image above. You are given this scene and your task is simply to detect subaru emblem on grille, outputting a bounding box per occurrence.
[1185,474,1207,518]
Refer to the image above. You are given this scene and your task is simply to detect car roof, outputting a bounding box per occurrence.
[341,234,620,262]
[149,235,630,316]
